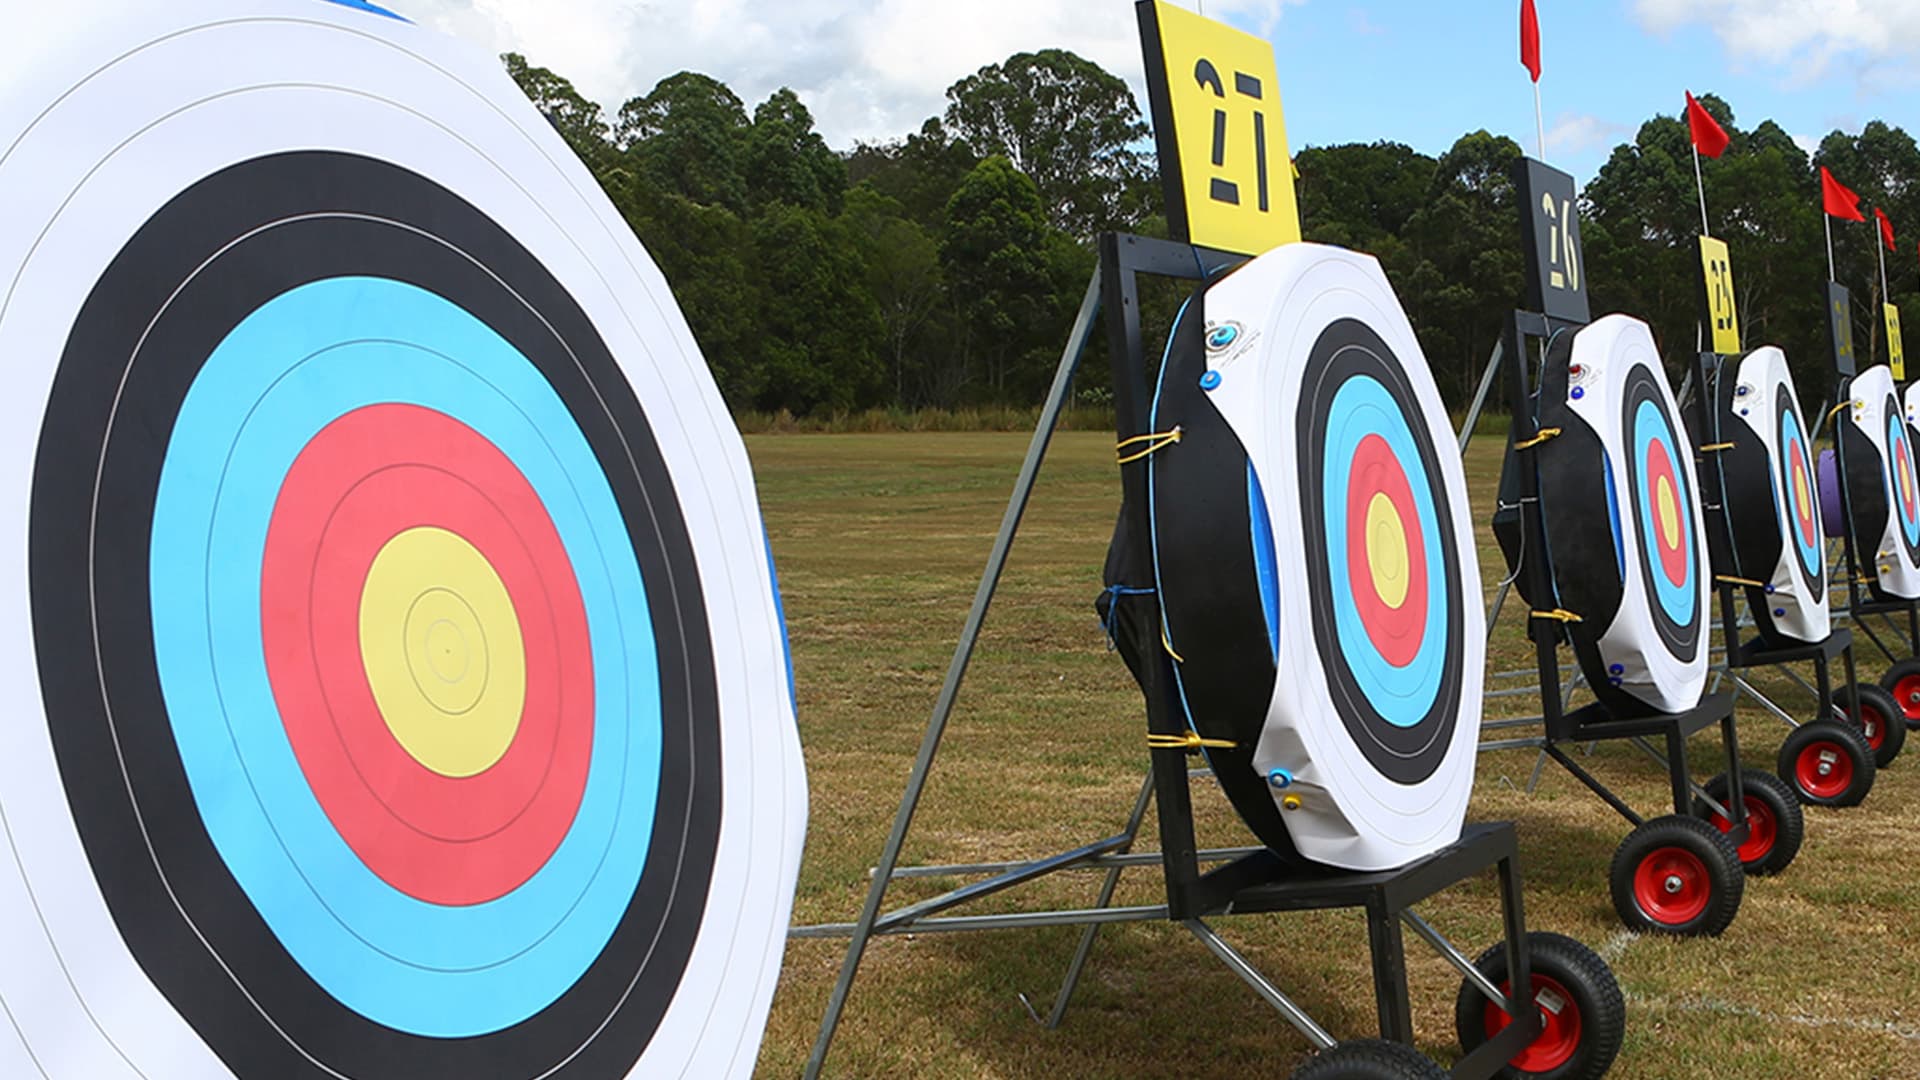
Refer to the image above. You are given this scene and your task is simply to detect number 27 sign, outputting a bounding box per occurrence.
[1137,0,1300,256]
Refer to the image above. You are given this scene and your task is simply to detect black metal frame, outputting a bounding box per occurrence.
[1497,310,1751,841]
[793,234,1544,1078]
[1684,348,1864,733]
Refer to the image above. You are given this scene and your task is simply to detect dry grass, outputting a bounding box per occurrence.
[747,430,1920,1079]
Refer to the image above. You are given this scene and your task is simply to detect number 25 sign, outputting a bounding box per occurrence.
[1137,0,1300,256]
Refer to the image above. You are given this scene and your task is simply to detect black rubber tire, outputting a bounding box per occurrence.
[1607,814,1744,936]
[1290,1039,1448,1080]
[1453,932,1626,1080]
[1689,769,1805,876]
[1830,682,1905,767]
[1877,656,1920,731]
[1776,718,1876,808]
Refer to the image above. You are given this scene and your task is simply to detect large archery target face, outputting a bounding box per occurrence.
[1716,347,1828,642]
[1846,365,1920,599]
[0,4,804,1078]
[1196,243,1483,872]
[1553,315,1709,713]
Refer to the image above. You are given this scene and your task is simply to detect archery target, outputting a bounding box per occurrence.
[1841,365,1920,601]
[1533,315,1709,716]
[0,3,805,1078]
[1700,347,1829,646]
[1192,243,1483,872]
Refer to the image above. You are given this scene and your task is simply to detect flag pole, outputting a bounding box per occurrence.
[1692,144,1710,236]
[1533,81,1546,160]
[1826,211,1836,282]
[1879,221,1890,302]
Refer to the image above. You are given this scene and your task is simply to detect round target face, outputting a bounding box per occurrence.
[1779,396,1826,595]
[1886,397,1920,565]
[1842,365,1920,600]
[1624,365,1701,654]
[1298,319,1464,786]
[0,5,803,1079]
[1192,243,1483,873]
[1536,316,1709,715]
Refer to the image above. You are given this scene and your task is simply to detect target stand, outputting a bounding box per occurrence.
[1819,331,1920,740]
[792,234,1623,1080]
[1685,342,1881,813]
[1488,304,1757,937]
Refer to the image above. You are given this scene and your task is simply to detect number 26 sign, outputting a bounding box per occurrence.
[1137,0,1300,256]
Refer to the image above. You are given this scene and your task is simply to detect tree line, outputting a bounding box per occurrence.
[506,51,1920,417]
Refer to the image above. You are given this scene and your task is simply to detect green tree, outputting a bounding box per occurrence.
[502,53,614,176]
[847,118,982,229]
[617,181,762,406]
[944,50,1151,236]
[618,72,752,210]
[745,88,846,213]
[846,186,945,404]
[752,205,885,413]
[941,156,1053,399]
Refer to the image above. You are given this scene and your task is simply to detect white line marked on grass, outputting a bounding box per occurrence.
[1626,992,1920,1042]
[1596,929,1639,964]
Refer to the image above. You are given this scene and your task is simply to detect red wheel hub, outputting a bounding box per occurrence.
[1894,675,1920,721]
[1795,740,1854,800]
[1483,973,1583,1072]
[1631,846,1710,926]
[1711,796,1775,864]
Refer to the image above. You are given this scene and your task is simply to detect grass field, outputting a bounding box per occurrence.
[746,430,1920,1079]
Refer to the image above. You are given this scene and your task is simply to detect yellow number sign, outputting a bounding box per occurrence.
[1889,303,1906,381]
[1137,0,1300,255]
[1698,236,1740,355]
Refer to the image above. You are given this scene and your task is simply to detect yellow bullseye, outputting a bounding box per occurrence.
[1655,474,1680,548]
[360,526,525,778]
[1365,492,1410,610]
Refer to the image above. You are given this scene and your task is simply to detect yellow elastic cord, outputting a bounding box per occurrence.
[1514,427,1562,451]
[1716,574,1766,588]
[1829,401,1851,421]
[1161,629,1185,663]
[1147,731,1238,751]
[1116,427,1182,464]
[1531,608,1584,624]
[1698,442,1736,452]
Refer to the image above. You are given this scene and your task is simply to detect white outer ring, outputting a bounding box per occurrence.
[1727,346,1830,643]
[1198,242,1483,872]
[1852,365,1920,599]
[0,3,804,1077]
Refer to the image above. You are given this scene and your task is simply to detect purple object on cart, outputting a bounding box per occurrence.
[1819,448,1846,538]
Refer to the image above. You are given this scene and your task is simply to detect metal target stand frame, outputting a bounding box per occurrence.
[1476,304,1756,917]
[792,232,1543,1078]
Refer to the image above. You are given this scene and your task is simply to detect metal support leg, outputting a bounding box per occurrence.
[1184,919,1337,1050]
[1665,723,1692,816]
[802,271,1102,1080]
[1365,900,1415,1043]
[1046,768,1156,1028]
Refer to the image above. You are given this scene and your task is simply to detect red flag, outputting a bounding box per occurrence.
[1520,0,1541,82]
[1878,207,1897,251]
[1685,92,1730,158]
[1823,166,1866,222]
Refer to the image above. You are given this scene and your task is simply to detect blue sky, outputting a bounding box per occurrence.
[1242,1,1917,187]
[392,0,1920,192]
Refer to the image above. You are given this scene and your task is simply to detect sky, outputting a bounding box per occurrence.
[369,0,1920,189]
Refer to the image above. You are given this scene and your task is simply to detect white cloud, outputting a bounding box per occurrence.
[1545,113,1629,155]
[1634,0,1920,85]
[398,0,1300,148]
[1791,131,1821,154]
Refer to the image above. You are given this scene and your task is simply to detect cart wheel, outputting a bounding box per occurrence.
[1290,1039,1447,1079]
[1608,814,1743,936]
[1876,657,1920,731]
[1777,719,1876,807]
[1830,682,1905,767]
[1454,931,1626,1080]
[1690,769,1804,876]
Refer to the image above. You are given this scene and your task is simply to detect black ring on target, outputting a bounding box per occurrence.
[1295,317,1465,786]
[28,151,719,1079]
[1621,363,1703,662]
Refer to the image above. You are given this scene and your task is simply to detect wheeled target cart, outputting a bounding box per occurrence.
[1685,340,1881,812]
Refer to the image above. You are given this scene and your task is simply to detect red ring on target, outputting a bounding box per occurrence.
[1646,439,1689,588]
[1790,442,1817,546]
[261,404,593,906]
[1345,433,1428,668]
